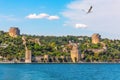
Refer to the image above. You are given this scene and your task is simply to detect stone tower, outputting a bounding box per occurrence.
[25,49,32,63]
[92,33,101,44]
[9,27,20,37]
[70,43,80,63]
[44,54,49,62]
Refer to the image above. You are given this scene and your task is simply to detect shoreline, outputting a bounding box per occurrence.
[0,62,120,64]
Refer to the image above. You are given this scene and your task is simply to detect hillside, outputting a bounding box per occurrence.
[0,30,120,62]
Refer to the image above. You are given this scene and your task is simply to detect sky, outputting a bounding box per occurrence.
[0,0,120,39]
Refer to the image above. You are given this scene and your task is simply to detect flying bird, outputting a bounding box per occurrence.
[81,6,93,14]
[87,6,93,14]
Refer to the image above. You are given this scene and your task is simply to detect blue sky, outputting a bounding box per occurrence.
[0,0,120,39]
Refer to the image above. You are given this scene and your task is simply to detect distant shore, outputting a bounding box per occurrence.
[0,61,120,64]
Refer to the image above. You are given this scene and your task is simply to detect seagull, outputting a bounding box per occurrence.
[82,6,93,14]
[87,6,93,14]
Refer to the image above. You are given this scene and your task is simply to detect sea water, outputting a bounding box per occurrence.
[0,63,120,80]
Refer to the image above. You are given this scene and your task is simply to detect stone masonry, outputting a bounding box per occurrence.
[25,49,32,63]
[9,27,20,37]
[92,33,101,44]
[70,43,80,63]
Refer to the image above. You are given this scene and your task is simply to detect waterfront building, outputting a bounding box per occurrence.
[44,54,49,62]
[70,43,80,62]
[25,49,32,63]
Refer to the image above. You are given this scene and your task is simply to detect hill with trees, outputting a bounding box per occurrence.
[0,30,120,63]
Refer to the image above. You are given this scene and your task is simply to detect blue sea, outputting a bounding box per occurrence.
[0,63,120,80]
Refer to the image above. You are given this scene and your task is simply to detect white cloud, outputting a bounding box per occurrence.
[26,13,60,20]
[62,0,120,35]
[75,23,87,28]
[26,13,49,19]
[63,22,87,29]
[48,16,59,20]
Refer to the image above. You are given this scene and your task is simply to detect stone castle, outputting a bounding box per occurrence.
[25,49,32,63]
[92,33,101,44]
[6,27,104,63]
[70,43,80,63]
[9,27,20,37]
